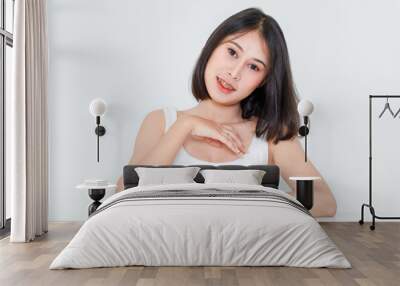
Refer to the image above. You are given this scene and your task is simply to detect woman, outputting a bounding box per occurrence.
[116,8,337,217]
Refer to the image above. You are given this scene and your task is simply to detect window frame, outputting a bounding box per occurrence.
[0,0,14,235]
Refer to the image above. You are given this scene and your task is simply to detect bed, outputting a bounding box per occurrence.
[50,165,351,269]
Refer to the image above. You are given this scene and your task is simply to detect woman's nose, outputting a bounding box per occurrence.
[228,69,240,80]
[228,63,243,81]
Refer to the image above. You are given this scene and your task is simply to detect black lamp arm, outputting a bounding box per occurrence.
[298,116,310,162]
[94,116,106,162]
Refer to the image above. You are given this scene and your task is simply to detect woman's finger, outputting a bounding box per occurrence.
[192,135,224,148]
[216,132,241,154]
[205,137,224,148]
[221,127,245,153]
[222,124,235,131]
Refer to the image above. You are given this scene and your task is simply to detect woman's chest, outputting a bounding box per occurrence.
[182,124,256,163]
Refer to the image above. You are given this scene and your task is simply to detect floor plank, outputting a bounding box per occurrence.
[0,222,399,286]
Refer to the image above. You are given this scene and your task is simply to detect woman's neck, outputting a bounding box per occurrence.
[189,100,244,124]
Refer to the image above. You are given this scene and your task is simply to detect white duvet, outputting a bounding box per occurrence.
[50,183,351,269]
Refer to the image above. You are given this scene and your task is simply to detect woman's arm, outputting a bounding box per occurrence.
[269,137,337,217]
[115,109,245,192]
[128,110,193,165]
[115,109,192,192]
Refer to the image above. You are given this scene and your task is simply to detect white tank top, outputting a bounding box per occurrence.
[163,107,269,165]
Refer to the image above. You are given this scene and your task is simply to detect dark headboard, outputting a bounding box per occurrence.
[123,165,280,189]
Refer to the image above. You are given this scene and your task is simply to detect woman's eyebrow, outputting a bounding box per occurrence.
[227,40,267,68]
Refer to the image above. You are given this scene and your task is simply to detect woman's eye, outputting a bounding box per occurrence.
[249,64,260,72]
[227,48,237,57]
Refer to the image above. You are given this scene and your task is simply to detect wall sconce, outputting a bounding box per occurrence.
[297,99,314,162]
[89,98,107,162]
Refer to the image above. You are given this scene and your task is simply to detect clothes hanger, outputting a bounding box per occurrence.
[394,106,400,118]
[378,97,395,118]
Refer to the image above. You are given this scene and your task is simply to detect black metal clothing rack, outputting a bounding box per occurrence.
[359,95,400,230]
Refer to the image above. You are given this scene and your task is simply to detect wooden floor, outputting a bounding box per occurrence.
[0,222,399,286]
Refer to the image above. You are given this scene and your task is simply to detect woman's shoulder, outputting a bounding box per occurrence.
[268,136,301,152]
[139,108,165,133]
[143,106,178,120]
[143,108,165,122]
[141,107,182,134]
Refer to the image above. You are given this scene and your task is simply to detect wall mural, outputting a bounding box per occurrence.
[115,8,336,217]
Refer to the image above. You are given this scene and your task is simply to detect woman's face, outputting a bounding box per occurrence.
[204,30,269,105]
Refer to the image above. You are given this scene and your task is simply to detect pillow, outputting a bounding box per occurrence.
[200,169,266,185]
[135,167,201,186]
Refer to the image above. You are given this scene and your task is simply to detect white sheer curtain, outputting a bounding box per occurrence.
[9,0,48,242]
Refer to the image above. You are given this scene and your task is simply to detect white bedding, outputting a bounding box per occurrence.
[50,183,351,269]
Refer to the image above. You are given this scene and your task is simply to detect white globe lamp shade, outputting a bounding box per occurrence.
[89,98,107,117]
[297,99,314,116]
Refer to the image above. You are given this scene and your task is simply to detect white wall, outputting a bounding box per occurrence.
[47,0,400,221]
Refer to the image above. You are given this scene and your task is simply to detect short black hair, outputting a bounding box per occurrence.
[191,8,299,144]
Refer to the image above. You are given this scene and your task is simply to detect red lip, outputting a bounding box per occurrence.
[216,76,235,94]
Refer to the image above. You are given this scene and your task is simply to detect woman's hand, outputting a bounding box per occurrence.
[179,114,245,155]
